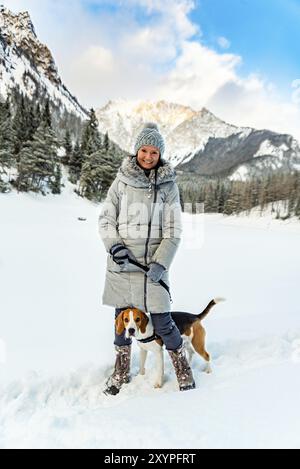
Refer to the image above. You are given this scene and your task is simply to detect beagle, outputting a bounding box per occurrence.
[115,298,224,389]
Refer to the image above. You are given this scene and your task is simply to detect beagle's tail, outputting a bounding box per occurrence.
[197,298,226,321]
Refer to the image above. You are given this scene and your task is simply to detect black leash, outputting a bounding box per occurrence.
[111,246,173,303]
[127,258,173,303]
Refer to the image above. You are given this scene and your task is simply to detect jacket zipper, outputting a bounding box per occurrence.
[144,172,158,313]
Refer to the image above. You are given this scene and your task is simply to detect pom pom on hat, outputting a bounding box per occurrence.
[142,122,159,131]
[134,122,165,157]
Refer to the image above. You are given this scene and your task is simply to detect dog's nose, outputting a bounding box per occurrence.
[128,328,135,336]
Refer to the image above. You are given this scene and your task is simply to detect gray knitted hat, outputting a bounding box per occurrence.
[134,122,165,157]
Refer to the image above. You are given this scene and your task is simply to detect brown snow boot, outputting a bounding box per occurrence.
[104,345,131,396]
[168,344,196,392]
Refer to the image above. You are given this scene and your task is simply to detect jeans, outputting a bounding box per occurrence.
[114,308,183,351]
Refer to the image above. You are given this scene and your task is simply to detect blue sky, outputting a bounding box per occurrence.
[193,0,300,95]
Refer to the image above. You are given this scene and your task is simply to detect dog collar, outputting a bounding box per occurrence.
[137,334,160,344]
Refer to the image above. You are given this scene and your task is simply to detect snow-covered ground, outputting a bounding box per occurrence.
[0,184,300,449]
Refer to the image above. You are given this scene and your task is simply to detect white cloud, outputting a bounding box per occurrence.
[217,36,231,49]
[208,79,300,140]
[78,46,115,73]
[155,40,300,140]
[292,79,300,105]
[2,0,300,141]
[156,41,241,106]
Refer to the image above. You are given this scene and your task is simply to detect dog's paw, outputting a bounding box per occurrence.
[205,364,212,374]
[139,369,146,376]
[154,382,163,389]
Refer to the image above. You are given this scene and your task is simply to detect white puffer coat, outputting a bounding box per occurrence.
[99,156,182,313]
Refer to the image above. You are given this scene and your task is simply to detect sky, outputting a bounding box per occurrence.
[2,0,300,139]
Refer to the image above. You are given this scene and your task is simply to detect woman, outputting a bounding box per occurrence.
[99,123,195,395]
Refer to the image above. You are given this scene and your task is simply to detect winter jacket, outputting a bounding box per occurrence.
[99,156,182,313]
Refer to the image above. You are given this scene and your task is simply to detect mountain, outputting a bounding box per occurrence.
[96,99,300,180]
[178,130,300,180]
[0,5,88,131]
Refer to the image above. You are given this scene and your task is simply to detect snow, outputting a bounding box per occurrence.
[215,201,300,233]
[253,140,289,161]
[0,42,86,119]
[229,165,250,181]
[0,182,300,449]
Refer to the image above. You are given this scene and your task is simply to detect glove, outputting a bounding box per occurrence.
[110,244,136,267]
[147,262,166,283]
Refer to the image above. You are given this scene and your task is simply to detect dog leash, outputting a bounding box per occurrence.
[112,251,173,303]
[127,258,173,304]
[111,246,173,303]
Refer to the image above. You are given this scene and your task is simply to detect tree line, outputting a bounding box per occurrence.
[178,172,300,220]
[1,91,300,216]
[0,92,124,200]
[65,109,124,201]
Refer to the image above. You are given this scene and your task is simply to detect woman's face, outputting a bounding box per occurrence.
[137,145,160,170]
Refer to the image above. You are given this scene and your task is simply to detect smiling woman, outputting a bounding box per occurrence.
[137,146,161,170]
[99,122,195,396]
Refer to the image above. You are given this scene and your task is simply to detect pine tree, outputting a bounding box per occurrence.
[51,164,62,195]
[79,147,122,201]
[0,98,15,180]
[27,101,41,140]
[17,123,60,194]
[224,183,240,215]
[80,108,102,157]
[69,108,103,186]
[42,98,52,129]
[295,193,300,220]
[62,129,73,166]
[13,95,28,157]
[103,132,110,152]
[69,140,84,183]
[205,182,218,213]
[217,181,227,213]
[12,94,41,160]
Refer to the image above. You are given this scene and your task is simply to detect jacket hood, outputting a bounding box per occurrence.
[117,156,176,188]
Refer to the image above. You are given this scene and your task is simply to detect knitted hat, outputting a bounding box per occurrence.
[134,122,165,157]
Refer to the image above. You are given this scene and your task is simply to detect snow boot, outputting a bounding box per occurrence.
[104,345,131,396]
[168,344,196,392]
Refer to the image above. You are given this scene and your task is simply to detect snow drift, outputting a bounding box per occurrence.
[0,182,300,449]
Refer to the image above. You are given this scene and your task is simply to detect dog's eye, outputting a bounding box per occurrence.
[136,318,141,323]
[124,318,129,323]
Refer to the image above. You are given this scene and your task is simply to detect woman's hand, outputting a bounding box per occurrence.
[110,244,136,267]
[147,262,166,283]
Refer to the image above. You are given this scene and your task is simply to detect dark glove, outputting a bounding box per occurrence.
[110,244,136,267]
[147,262,166,283]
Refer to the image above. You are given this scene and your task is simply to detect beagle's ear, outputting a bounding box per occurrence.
[115,311,125,335]
[140,312,149,334]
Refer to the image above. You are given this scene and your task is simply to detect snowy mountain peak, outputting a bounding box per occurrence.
[96,98,300,175]
[96,98,248,164]
[0,6,59,85]
[0,6,37,41]
[0,6,87,121]
[99,98,197,127]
